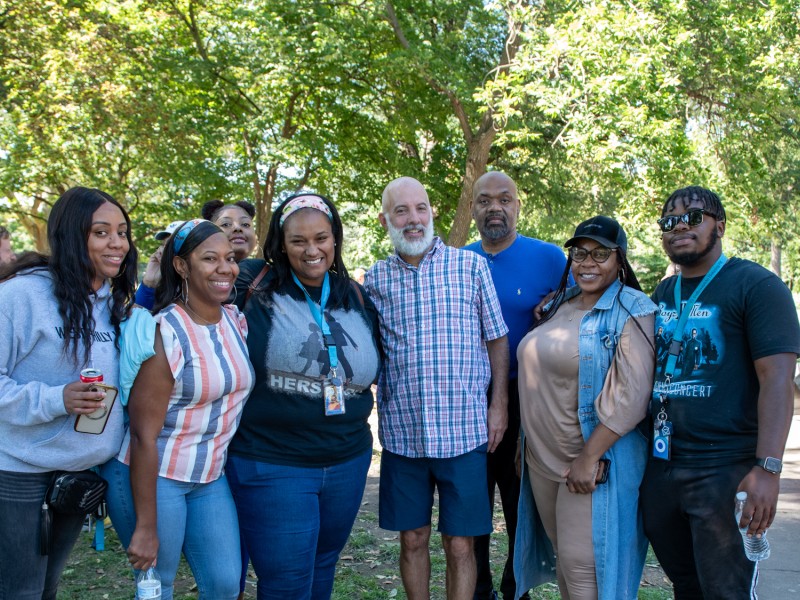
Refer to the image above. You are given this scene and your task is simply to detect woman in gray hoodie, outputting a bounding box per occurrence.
[0,187,138,599]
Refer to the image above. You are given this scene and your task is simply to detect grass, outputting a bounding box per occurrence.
[58,452,674,599]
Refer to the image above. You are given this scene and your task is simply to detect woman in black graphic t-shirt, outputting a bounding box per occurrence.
[228,193,381,600]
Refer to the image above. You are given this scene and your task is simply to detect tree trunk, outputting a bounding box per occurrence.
[253,165,278,258]
[447,126,496,247]
[770,239,781,279]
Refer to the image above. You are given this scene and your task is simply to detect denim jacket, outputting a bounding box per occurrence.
[514,280,656,599]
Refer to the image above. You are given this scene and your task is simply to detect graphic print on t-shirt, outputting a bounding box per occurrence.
[653,299,723,401]
[265,293,379,398]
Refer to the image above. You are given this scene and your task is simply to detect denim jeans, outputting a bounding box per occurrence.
[101,458,241,600]
[0,469,85,600]
[641,459,757,599]
[226,449,371,600]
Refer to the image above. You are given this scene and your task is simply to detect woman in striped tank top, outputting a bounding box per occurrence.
[104,220,255,600]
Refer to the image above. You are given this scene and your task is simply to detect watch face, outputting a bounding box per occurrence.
[761,457,782,473]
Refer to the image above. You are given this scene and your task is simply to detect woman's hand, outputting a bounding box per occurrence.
[62,381,107,415]
[563,454,599,494]
[127,525,159,571]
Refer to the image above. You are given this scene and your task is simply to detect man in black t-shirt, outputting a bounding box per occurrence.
[641,186,800,599]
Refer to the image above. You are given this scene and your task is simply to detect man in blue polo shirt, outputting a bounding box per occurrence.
[464,171,567,600]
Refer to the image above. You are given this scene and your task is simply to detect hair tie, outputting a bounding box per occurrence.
[173,219,207,253]
[279,195,333,227]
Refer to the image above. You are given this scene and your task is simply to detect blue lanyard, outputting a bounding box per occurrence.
[664,253,727,379]
[291,272,338,372]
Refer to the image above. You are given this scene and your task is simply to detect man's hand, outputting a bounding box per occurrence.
[533,291,557,322]
[487,400,507,453]
[737,467,780,537]
[141,246,164,288]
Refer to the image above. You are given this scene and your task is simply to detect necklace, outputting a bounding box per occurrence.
[567,296,591,321]
[182,300,219,326]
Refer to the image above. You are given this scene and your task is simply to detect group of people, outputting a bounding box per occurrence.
[0,175,797,600]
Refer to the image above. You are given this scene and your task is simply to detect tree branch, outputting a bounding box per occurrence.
[384,1,475,142]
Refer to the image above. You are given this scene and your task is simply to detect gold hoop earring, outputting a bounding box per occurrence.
[181,277,189,304]
[229,285,238,305]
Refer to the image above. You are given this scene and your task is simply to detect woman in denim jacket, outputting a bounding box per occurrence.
[514,216,656,599]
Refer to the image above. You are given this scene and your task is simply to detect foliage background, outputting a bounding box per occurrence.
[2,0,800,294]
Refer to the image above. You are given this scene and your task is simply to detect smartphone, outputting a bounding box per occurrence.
[74,383,118,435]
[595,458,611,485]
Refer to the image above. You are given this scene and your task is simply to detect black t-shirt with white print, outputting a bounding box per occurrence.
[650,258,799,467]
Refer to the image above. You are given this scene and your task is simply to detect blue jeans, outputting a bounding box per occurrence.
[101,458,241,600]
[0,469,85,600]
[226,449,371,600]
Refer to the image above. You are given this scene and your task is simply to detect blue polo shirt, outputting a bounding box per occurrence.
[464,234,568,379]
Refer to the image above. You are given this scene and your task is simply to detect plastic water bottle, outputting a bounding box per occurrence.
[136,566,162,599]
[734,491,770,561]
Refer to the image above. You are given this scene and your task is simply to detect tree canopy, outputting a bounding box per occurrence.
[1,0,798,292]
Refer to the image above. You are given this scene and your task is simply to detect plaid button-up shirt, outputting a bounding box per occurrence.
[364,237,508,458]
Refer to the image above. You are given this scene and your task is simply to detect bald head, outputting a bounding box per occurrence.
[382,177,429,213]
[472,171,517,202]
[471,171,520,251]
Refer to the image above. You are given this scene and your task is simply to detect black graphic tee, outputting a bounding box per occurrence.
[651,258,800,466]
[229,260,381,467]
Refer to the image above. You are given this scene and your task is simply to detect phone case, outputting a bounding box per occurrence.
[74,383,118,435]
[595,458,611,484]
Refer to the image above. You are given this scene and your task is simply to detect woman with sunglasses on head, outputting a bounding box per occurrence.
[0,187,137,598]
[514,216,656,600]
[103,219,254,600]
[227,193,381,600]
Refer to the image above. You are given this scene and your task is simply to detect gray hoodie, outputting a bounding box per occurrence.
[0,269,124,472]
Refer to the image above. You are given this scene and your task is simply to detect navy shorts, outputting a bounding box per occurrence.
[379,444,492,537]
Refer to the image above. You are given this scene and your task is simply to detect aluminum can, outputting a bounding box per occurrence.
[80,368,104,384]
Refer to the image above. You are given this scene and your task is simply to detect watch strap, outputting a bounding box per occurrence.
[756,457,783,474]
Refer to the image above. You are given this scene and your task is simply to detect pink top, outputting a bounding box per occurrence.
[120,304,255,483]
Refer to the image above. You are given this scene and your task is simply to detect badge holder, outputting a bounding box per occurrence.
[292,271,347,417]
[652,393,671,461]
[324,367,346,415]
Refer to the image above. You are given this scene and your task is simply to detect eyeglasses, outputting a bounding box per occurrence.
[569,246,614,263]
[657,208,718,233]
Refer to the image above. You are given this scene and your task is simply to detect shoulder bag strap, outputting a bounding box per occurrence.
[245,263,271,307]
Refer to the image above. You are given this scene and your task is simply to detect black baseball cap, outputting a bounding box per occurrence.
[565,215,627,253]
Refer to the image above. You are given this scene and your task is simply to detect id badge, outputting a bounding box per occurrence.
[323,371,345,416]
[652,420,672,461]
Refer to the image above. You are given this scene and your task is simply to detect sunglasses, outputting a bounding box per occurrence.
[569,246,615,263]
[657,208,717,233]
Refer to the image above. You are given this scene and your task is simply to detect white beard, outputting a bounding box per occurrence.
[385,215,434,259]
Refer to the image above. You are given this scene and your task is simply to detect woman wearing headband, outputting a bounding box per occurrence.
[103,219,254,600]
[514,216,656,599]
[227,193,381,599]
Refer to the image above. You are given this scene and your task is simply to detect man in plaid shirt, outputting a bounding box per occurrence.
[364,177,510,600]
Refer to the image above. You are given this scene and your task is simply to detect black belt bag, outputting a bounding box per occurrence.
[40,470,108,555]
